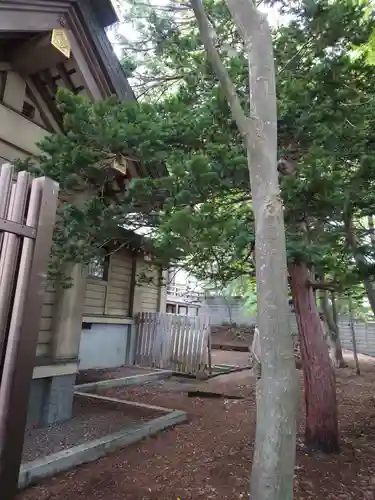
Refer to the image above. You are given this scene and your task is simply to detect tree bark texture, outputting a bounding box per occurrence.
[348,296,360,376]
[226,3,298,500]
[368,215,375,247]
[290,262,340,453]
[329,336,346,368]
[330,292,346,366]
[320,290,347,368]
[190,1,298,498]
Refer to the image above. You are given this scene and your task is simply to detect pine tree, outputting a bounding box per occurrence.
[22,0,375,465]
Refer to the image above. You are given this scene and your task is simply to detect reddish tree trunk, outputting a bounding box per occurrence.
[290,262,339,453]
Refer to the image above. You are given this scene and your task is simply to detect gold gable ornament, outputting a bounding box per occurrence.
[51,29,71,58]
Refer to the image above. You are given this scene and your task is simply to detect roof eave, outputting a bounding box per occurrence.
[92,0,119,28]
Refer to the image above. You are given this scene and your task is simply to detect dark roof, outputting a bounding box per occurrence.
[92,0,118,27]
[77,0,135,102]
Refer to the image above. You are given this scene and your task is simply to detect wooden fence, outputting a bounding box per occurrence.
[0,164,58,499]
[135,312,211,374]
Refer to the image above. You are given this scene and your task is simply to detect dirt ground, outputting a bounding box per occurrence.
[18,352,375,500]
[211,325,253,348]
[211,349,250,368]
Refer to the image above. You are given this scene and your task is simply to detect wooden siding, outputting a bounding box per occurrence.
[0,139,29,162]
[83,249,133,317]
[83,281,106,315]
[0,69,52,132]
[106,250,132,315]
[136,259,160,314]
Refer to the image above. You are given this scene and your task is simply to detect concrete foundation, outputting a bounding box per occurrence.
[78,324,133,370]
[27,375,76,426]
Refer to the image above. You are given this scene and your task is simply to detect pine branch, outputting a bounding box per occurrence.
[308,279,340,291]
[189,0,250,137]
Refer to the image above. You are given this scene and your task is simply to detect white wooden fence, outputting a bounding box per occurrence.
[135,312,211,374]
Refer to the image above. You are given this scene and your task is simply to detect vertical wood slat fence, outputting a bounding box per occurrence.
[135,312,211,375]
[0,163,58,500]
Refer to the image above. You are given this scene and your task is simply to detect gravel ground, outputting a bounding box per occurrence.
[18,353,375,500]
[76,365,158,385]
[22,396,159,463]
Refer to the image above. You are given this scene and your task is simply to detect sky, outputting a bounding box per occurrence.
[109,1,288,57]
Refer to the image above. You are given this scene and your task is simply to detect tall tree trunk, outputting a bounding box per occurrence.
[320,291,347,368]
[330,335,346,368]
[330,292,347,367]
[348,296,360,375]
[344,214,375,315]
[290,262,339,453]
[190,1,298,499]
[368,215,375,247]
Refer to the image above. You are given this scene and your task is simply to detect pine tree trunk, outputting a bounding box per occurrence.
[330,293,347,367]
[330,336,346,368]
[368,215,375,247]
[320,290,347,368]
[326,336,344,368]
[348,296,360,375]
[191,1,298,498]
[290,262,339,453]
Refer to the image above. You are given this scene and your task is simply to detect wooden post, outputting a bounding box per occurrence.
[51,264,86,360]
[157,268,168,313]
[128,251,137,316]
[103,258,111,315]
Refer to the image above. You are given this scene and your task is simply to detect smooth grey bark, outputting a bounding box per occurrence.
[348,296,360,375]
[190,1,298,499]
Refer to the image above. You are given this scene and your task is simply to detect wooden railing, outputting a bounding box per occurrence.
[167,283,205,301]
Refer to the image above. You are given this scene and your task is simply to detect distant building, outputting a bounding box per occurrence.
[0,0,166,427]
[166,267,204,316]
